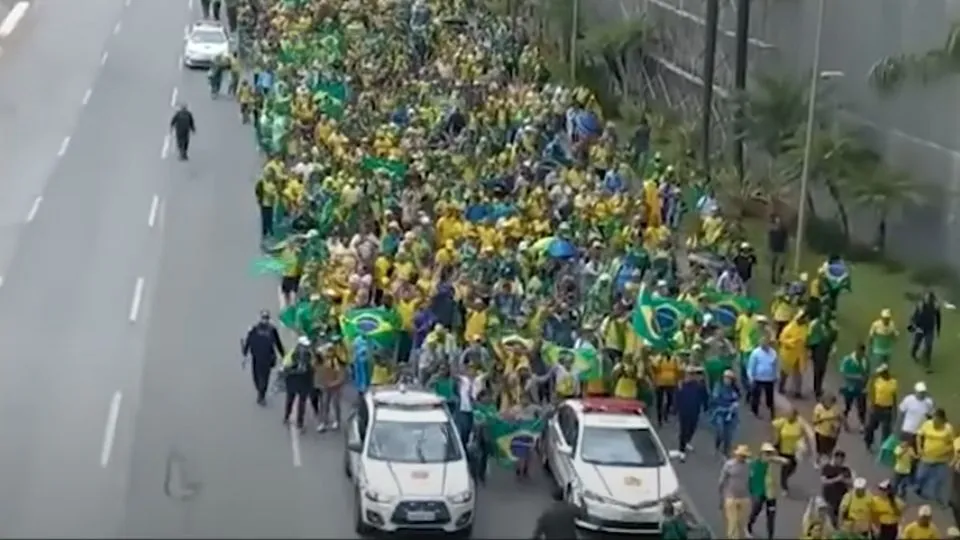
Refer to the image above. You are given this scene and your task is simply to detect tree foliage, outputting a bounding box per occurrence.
[869,21,960,95]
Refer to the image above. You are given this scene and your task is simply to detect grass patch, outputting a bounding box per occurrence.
[741,218,960,419]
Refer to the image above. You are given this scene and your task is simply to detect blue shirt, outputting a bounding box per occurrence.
[747,346,779,383]
[352,338,371,393]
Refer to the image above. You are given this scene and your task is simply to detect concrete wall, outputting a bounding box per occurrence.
[583,0,960,269]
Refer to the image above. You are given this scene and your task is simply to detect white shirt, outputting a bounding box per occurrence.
[457,375,474,412]
[899,394,934,433]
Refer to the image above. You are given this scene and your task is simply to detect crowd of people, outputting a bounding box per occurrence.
[228,0,960,537]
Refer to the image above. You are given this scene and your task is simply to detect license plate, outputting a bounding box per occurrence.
[406,511,436,522]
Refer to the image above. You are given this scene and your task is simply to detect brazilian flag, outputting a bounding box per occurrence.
[340,307,401,351]
[631,285,699,351]
[700,289,759,328]
[821,259,852,294]
[314,81,348,119]
[541,342,603,381]
[361,156,408,181]
[473,404,543,467]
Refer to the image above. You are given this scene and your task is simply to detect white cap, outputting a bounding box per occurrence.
[297,336,310,346]
[915,381,927,393]
[853,477,867,489]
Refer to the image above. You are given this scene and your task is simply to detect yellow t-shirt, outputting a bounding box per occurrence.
[901,522,941,540]
[396,298,419,331]
[371,363,392,385]
[918,420,955,463]
[734,314,757,353]
[839,491,872,531]
[869,494,904,525]
[464,309,488,341]
[772,417,804,455]
[394,261,416,281]
[894,445,916,475]
[812,403,841,438]
[872,378,898,407]
[651,356,680,387]
[952,436,960,469]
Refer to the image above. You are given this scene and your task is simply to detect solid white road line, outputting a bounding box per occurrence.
[57,136,70,157]
[113,21,121,34]
[82,88,92,106]
[187,0,193,10]
[161,134,170,159]
[148,195,159,228]
[26,196,41,222]
[0,1,29,38]
[169,87,178,107]
[100,391,123,467]
[0,276,4,289]
[128,277,144,322]
[125,0,131,6]
[100,51,108,65]
[290,425,302,467]
[178,55,183,70]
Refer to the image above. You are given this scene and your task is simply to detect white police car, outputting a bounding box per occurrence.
[344,386,475,537]
[542,398,684,535]
[182,21,230,68]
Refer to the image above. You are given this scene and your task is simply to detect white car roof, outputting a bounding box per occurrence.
[563,397,654,429]
[367,386,446,409]
[375,407,449,423]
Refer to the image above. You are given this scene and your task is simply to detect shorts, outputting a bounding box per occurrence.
[281,276,300,295]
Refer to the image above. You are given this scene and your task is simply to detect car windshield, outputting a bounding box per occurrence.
[191,30,225,44]
[579,426,666,467]
[367,419,462,463]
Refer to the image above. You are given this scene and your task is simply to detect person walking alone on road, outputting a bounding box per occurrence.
[718,444,753,539]
[909,291,941,372]
[241,309,285,405]
[282,336,314,431]
[169,103,196,161]
[675,365,708,461]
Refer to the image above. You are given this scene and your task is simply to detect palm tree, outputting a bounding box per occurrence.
[848,163,927,252]
[777,126,866,242]
[868,21,960,95]
[735,74,821,159]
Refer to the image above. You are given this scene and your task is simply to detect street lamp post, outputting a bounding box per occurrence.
[792,0,826,274]
[569,0,579,82]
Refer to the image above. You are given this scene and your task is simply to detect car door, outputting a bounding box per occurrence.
[551,406,576,489]
[346,400,368,482]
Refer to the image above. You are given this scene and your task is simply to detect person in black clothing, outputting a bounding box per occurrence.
[732,242,757,293]
[241,309,285,405]
[169,104,196,161]
[768,215,789,285]
[283,336,315,431]
[909,290,941,371]
[820,449,851,525]
[531,487,581,540]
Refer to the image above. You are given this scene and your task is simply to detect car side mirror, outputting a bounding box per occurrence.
[557,442,572,456]
[347,441,363,453]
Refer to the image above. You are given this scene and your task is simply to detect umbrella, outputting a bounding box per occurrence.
[547,238,577,259]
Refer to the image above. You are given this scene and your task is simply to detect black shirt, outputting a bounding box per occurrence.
[821,464,851,504]
[768,223,788,253]
[170,109,196,136]
[532,502,580,540]
[733,253,757,281]
[242,322,285,364]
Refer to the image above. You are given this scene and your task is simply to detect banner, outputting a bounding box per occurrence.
[472,404,543,467]
[340,307,401,350]
[541,342,603,381]
[700,289,759,328]
[361,156,408,180]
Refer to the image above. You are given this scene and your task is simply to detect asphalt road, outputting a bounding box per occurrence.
[0,1,888,538]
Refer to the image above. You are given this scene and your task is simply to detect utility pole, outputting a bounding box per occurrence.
[569,0,579,82]
[699,0,720,182]
[733,0,751,185]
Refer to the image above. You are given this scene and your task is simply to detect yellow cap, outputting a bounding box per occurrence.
[733,445,751,457]
[760,442,776,453]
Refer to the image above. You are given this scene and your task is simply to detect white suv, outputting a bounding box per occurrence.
[542,397,683,535]
[344,386,475,537]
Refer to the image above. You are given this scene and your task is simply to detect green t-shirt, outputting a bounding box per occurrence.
[839,353,868,392]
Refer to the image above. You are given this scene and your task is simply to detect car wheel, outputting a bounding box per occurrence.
[353,490,374,536]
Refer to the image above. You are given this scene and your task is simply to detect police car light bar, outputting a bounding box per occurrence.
[581,398,646,415]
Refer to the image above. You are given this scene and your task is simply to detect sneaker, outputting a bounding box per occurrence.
[677,451,686,462]
[685,443,694,452]
[330,421,340,430]
[316,423,328,433]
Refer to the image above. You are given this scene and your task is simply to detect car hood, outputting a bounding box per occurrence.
[187,42,227,54]
[364,460,468,498]
[575,462,680,506]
